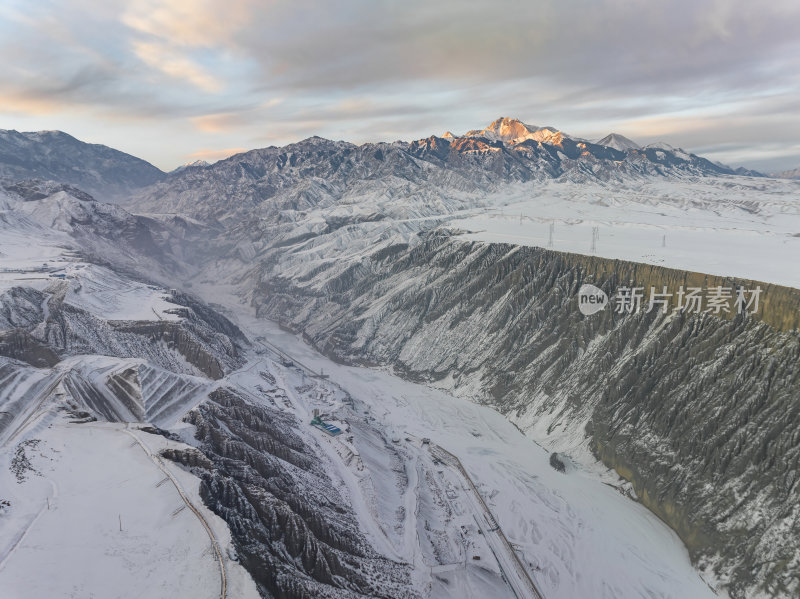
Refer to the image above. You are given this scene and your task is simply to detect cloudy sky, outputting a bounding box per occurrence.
[1,0,799,172]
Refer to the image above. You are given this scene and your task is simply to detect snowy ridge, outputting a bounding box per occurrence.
[0,129,164,200]
[59,356,212,427]
[595,132,640,151]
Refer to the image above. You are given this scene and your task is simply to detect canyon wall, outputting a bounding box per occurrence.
[252,232,800,598]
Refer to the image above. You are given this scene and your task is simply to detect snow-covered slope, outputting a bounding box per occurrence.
[0,420,260,599]
[595,132,640,151]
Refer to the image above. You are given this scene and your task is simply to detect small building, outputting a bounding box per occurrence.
[310,415,342,436]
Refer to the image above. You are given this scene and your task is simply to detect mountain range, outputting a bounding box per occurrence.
[116,117,770,223]
[1,117,790,213]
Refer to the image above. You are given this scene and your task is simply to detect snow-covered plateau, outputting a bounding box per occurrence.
[452,177,800,290]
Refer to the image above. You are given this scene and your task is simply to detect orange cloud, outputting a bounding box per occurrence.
[191,99,283,133]
[132,40,222,93]
[191,113,242,133]
[0,91,61,116]
[122,0,256,48]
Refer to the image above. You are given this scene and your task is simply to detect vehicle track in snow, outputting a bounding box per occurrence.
[121,426,228,599]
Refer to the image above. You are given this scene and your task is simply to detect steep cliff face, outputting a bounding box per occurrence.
[251,232,800,598]
[170,387,417,599]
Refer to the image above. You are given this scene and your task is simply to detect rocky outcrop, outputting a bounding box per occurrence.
[0,285,246,379]
[252,232,800,598]
[170,387,417,599]
[108,321,231,380]
[0,329,60,368]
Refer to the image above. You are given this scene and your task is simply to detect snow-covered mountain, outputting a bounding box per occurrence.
[126,117,749,222]
[170,159,210,174]
[774,166,800,179]
[595,132,640,151]
[0,129,165,200]
[464,116,567,145]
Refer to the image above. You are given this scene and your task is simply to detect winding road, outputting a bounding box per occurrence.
[429,444,545,599]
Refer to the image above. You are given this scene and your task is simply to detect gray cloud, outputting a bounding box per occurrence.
[0,0,798,170]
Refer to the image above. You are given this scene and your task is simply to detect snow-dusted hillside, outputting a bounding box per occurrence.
[0,130,165,200]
